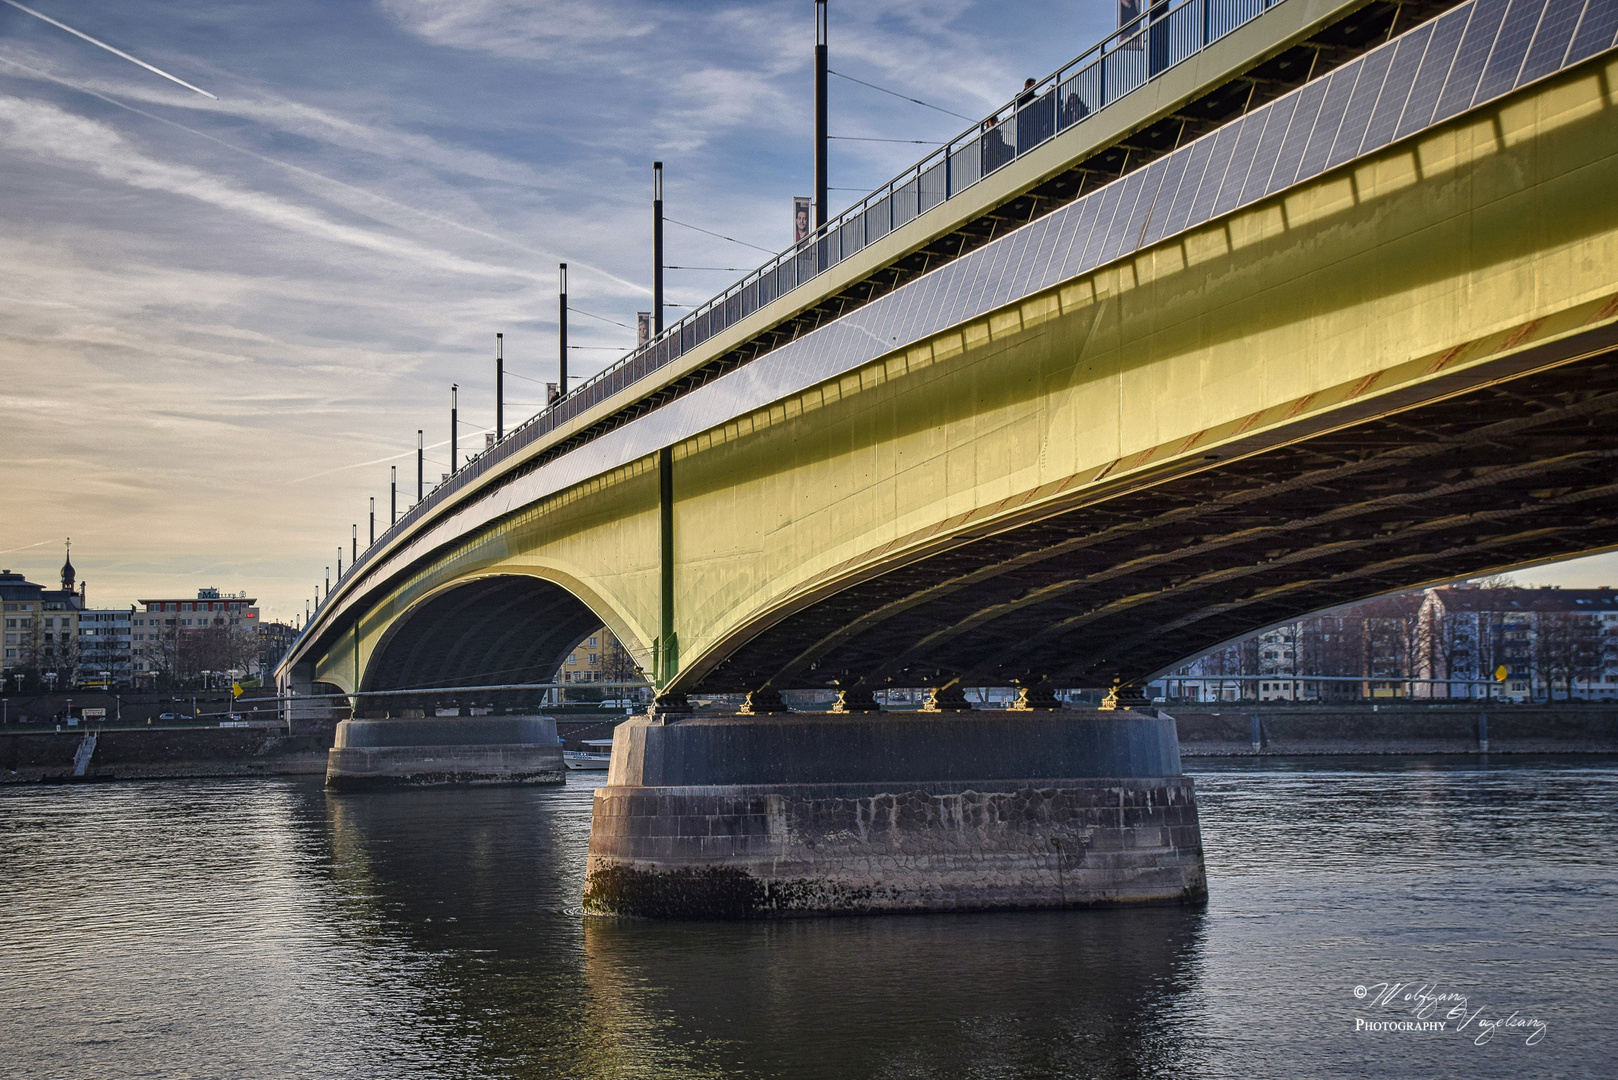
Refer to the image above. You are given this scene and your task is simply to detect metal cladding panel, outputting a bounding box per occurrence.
[1239,94,1298,205]
[1434,0,1514,123]
[1054,189,1106,281]
[1101,169,1154,268]
[1211,112,1271,219]
[1566,0,1618,63]
[1079,180,1128,273]
[1027,210,1071,289]
[1519,0,1587,81]
[1140,147,1193,248]
[1001,215,1056,306]
[1476,0,1553,102]
[1328,41,1397,168]
[988,224,1035,309]
[947,240,989,323]
[1186,120,1243,229]
[1296,66,1360,180]
[1395,6,1474,139]
[1160,135,1217,237]
[1115,161,1168,263]
[1361,23,1435,151]
[1266,75,1331,194]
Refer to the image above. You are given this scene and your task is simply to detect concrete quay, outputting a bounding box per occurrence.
[325,715,564,789]
[583,711,1206,919]
[1171,706,1618,756]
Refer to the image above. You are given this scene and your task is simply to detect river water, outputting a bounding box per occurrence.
[2,757,1614,1079]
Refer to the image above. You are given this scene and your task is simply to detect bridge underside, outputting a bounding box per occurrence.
[697,334,1618,694]
[364,576,601,695]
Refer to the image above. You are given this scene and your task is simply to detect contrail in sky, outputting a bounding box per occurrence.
[1,0,217,99]
[0,54,652,296]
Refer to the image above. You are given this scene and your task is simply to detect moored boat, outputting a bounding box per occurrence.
[562,738,614,771]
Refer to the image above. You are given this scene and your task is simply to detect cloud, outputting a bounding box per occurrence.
[0,94,549,282]
[377,0,661,63]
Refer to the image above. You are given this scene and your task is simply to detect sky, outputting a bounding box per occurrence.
[1,0,1613,623]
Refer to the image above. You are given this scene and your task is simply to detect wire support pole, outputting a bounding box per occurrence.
[814,0,828,229]
[652,162,664,336]
[558,263,569,401]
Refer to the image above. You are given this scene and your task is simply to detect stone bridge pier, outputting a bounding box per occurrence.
[325,715,564,789]
[583,709,1205,918]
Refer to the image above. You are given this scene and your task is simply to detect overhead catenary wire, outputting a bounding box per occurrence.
[827,69,975,121]
[829,135,940,144]
[568,306,634,330]
[664,217,774,254]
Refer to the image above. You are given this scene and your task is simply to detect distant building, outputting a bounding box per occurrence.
[1418,586,1618,701]
[132,588,259,684]
[256,621,297,676]
[1161,584,1618,704]
[1,546,86,689]
[77,608,133,687]
[553,628,643,697]
[558,629,609,684]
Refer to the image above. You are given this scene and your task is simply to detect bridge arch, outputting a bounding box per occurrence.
[359,570,647,696]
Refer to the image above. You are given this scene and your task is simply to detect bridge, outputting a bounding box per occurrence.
[282,0,1618,916]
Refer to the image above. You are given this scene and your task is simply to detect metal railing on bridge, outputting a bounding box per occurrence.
[306,0,1299,624]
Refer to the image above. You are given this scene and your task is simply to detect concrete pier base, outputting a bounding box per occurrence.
[325,715,564,789]
[584,711,1206,919]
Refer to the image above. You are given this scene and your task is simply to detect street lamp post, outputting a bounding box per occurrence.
[558,264,568,401]
[390,466,397,525]
[450,384,459,475]
[815,0,828,230]
[416,430,424,502]
[652,164,663,335]
[496,332,504,441]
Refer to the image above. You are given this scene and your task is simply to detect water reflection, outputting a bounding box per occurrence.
[578,908,1204,1080]
[319,779,1205,1078]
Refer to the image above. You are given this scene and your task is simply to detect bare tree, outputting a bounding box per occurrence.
[598,633,645,700]
[1533,611,1601,700]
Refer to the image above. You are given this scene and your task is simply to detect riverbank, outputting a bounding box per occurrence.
[4,705,1615,782]
[1171,704,1618,755]
[0,723,337,782]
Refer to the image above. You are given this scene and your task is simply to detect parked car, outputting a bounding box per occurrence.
[158,712,182,721]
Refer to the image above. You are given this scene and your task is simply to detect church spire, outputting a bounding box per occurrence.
[60,537,75,592]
